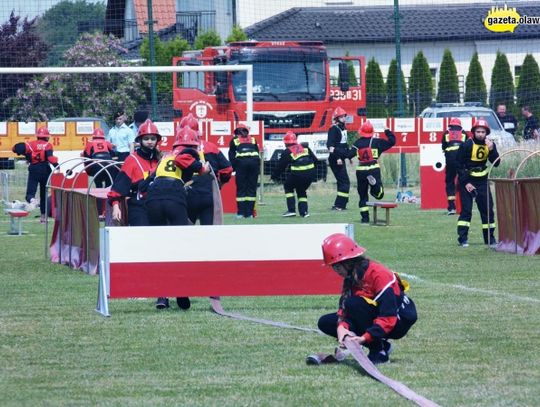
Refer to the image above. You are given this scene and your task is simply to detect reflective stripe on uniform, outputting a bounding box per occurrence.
[337,191,349,197]
[457,220,471,227]
[445,146,460,152]
[360,206,369,213]
[235,152,259,157]
[285,193,294,198]
[291,163,315,171]
[448,195,455,200]
[482,223,496,229]
[298,197,308,202]
[470,168,488,177]
[356,164,380,171]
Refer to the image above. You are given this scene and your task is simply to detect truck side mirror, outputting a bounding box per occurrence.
[215,71,230,104]
[338,62,350,92]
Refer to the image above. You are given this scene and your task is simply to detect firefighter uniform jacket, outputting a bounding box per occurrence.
[107,148,160,205]
[442,130,467,160]
[191,141,233,195]
[228,135,260,169]
[82,139,115,160]
[271,144,317,179]
[326,122,348,164]
[337,260,411,344]
[349,129,396,168]
[13,139,58,167]
[137,147,205,206]
[456,137,499,185]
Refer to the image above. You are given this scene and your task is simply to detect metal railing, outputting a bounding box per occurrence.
[176,11,216,45]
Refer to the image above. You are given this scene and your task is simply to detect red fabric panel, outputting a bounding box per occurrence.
[109,259,342,298]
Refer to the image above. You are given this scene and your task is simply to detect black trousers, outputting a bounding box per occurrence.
[444,159,458,211]
[457,178,495,244]
[284,171,313,215]
[127,200,151,226]
[329,160,350,209]
[26,165,51,215]
[318,295,417,352]
[146,199,189,226]
[187,192,214,225]
[356,167,384,221]
[235,160,259,217]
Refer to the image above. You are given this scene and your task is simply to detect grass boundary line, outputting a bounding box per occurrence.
[401,273,540,303]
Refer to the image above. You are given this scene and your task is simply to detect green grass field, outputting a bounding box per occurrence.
[1,182,539,407]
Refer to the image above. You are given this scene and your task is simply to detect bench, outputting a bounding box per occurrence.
[5,209,29,235]
[96,223,353,316]
[366,202,398,226]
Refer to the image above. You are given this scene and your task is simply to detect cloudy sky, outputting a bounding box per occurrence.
[1,0,105,24]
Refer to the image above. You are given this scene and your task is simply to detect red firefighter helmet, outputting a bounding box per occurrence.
[359,121,374,137]
[136,119,162,142]
[283,131,297,145]
[92,128,105,139]
[333,107,347,120]
[448,117,462,128]
[179,113,199,132]
[471,118,491,135]
[234,123,250,136]
[36,127,50,139]
[173,126,199,147]
[322,233,366,266]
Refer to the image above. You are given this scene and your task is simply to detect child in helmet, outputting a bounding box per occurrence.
[81,127,117,188]
[12,126,59,223]
[228,123,260,218]
[441,118,467,215]
[326,107,350,211]
[139,124,209,310]
[107,119,161,226]
[271,131,317,218]
[319,233,417,364]
[349,121,395,224]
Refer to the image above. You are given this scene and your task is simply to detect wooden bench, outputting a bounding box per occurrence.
[366,202,398,226]
[5,209,29,235]
[96,223,353,316]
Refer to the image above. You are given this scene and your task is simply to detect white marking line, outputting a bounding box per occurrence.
[401,273,540,304]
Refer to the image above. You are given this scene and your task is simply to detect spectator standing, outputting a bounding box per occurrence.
[228,124,260,218]
[12,127,58,223]
[455,119,500,248]
[317,233,417,364]
[496,104,518,138]
[441,118,467,215]
[521,106,540,141]
[128,110,149,140]
[107,110,135,161]
[271,131,317,218]
[326,107,350,211]
[349,121,395,224]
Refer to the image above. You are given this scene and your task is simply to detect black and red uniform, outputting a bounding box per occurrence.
[187,141,232,225]
[318,260,417,354]
[441,129,467,212]
[82,138,117,188]
[271,143,317,217]
[13,139,58,215]
[349,129,395,223]
[228,134,260,218]
[456,137,500,246]
[107,148,159,226]
[140,148,205,226]
[326,122,350,209]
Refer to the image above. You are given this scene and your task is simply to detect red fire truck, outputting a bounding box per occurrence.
[172,41,366,180]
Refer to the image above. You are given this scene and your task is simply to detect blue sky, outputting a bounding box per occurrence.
[1,0,105,24]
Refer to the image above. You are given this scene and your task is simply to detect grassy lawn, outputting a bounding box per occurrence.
[1,180,539,407]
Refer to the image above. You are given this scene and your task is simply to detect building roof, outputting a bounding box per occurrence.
[245,3,540,43]
[133,0,176,34]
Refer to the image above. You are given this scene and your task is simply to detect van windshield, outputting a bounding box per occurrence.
[436,111,502,130]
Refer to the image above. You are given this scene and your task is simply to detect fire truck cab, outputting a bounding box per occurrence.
[172,41,366,180]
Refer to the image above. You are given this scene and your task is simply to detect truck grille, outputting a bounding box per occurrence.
[254,112,315,129]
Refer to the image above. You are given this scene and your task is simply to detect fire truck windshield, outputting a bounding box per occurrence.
[231,60,326,102]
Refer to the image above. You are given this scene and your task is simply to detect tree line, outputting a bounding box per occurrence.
[367,49,540,118]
